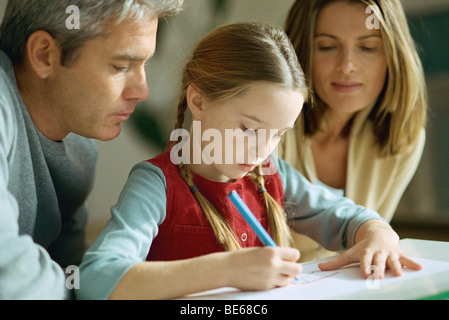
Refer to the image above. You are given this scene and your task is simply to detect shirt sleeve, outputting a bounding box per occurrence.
[274,154,385,251]
[0,100,69,300]
[77,161,167,300]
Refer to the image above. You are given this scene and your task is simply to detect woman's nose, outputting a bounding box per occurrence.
[337,48,357,75]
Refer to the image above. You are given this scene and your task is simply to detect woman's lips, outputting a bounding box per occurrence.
[332,82,363,93]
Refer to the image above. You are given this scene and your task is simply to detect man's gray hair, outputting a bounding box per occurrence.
[0,0,184,65]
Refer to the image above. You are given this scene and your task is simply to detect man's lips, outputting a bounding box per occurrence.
[115,113,132,121]
[115,108,135,120]
[332,82,363,93]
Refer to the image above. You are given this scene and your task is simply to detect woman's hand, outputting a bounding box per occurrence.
[318,219,422,278]
[224,246,302,291]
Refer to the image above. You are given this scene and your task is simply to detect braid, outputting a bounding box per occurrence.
[174,87,188,130]
[178,163,241,251]
[172,85,240,251]
[169,87,189,150]
[248,165,293,248]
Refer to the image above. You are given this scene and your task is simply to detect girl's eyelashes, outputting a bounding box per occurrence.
[241,124,286,140]
[241,125,257,135]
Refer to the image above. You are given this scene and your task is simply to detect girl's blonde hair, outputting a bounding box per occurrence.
[285,0,427,156]
[172,22,308,250]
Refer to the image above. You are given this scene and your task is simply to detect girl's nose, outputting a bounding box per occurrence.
[248,130,277,162]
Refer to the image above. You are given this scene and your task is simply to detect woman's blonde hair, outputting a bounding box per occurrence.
[285,0,427,156]
[172,22,308,250]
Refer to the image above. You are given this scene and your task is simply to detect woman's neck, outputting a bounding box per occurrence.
[318,109,355,142]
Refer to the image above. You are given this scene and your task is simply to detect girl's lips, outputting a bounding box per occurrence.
[332,82,363,93]
[238,164,257,172]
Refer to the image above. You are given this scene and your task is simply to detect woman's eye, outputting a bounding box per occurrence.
[318,46,335,51]
[361,46,377,52]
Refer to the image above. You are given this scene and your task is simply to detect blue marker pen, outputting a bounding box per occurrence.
[229,190,301,282]
[228,190,277,247]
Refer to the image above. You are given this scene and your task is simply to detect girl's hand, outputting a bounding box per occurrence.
[224,247,301,291]
[318,219,422,278]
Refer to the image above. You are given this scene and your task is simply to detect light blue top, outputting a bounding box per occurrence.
[77,155,384,300]
[315,179,345,198]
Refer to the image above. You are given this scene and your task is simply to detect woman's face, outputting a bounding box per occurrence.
[312,1,387,117]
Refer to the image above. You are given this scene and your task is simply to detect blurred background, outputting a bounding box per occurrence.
[0,0,448,243]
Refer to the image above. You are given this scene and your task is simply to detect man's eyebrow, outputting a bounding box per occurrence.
[314,33,381,40]
[112,53,154,63]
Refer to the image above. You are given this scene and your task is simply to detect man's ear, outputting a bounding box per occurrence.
[186,84,207,119]
[25,30,61,79]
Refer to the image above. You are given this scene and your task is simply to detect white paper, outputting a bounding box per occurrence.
[187,257,449,300]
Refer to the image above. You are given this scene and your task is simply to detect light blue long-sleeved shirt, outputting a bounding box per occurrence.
[77,155,383,300]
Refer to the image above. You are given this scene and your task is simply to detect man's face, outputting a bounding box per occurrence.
[51,17,158,141]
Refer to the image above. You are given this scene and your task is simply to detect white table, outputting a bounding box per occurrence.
[184,239,449,300]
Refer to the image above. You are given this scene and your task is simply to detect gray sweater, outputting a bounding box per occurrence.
[0,51,97,299]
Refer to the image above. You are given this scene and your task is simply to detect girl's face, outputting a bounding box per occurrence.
[312,1,387,118]
[189,82,304,182]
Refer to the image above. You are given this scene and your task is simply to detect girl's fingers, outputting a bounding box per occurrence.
[400,256,423,271]
[318,248,423,280]
[387,256,403,277]
[277,259,302,279]
[318,251,355,271]
[276,274,296,287]
[372,252,388,278]
[278,247,301,262]
[360,251,375,278]
[385,255,423,277]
